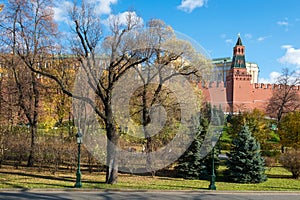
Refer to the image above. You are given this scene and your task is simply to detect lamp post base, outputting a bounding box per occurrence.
[209,175,216,190]
[74,170,82,188]
[208,184,216,190]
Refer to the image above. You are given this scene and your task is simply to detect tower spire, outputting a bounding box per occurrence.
[231,35,246,68]
[236,33,243,46]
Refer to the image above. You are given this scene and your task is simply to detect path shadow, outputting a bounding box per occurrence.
[0,192,70,200]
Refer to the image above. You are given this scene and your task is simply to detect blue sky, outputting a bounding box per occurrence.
[53,0,300,83]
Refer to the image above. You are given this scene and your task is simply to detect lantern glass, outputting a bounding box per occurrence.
[212,130,222,146]
[212,139,217,147]
[76,132,83,144]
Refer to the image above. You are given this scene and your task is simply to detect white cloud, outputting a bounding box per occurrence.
[277,21,288,26]
[53,0,118,23]
[244,33,252,39]
[278,45,300,67]
[257,37,265,42]
[281,45,293,49]
[277,18,289,31]
[177,0,207,13]
[257,35,271,42]
[53,0,72,23]
[259,71,281,84]
[225,39,233,44]
[220,34,226,39]
[104,11,143,27]
[92,0,118,15]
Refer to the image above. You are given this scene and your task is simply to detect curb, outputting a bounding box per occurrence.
[1,188,300,194]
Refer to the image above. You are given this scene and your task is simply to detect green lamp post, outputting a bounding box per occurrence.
[74,131,83,188]
[208,134,218,190]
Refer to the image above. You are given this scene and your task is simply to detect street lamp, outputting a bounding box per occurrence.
[208,131,221,190]
[74,131,82,188]
[120,125,128,134]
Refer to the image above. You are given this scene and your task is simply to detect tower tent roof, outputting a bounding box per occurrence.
[231,35,246,68]
[236,36,243,46]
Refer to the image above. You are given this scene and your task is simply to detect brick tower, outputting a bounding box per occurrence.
[226,35,252,113]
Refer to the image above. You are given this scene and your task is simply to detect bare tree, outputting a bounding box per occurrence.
[125,19,208,175]
[17,1,151,183]
[1,0,210,184]
[267,68,300,123]
[70,3,151,184]
[0,59,21,127]
[0,0,58,166]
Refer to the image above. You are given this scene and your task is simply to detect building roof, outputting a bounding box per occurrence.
[212,57,231,64]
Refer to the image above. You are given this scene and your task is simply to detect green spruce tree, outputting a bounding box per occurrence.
[176,113,220,179]
[176,125,205,179]
[225,125,267,183]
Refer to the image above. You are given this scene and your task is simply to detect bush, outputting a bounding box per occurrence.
[279,150,300,179]
[264,157,277,171]
[0,127,30,168]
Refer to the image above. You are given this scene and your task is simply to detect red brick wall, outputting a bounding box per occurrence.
[198,81,229,112]
[199,71,300,114]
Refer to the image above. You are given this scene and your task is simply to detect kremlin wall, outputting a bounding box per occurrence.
[200,36,300,114]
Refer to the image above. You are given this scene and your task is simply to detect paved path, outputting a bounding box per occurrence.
[1,190,300,200]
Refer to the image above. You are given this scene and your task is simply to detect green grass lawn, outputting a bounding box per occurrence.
[0,165,299,191]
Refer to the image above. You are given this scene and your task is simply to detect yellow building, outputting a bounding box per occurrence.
[212,58,259,84]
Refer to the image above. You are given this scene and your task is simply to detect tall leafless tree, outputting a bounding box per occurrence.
[266,68,300,153]
[126,19,208,175]
[267,68,300,123]
[1,0,210,184]
[0,0,58,166]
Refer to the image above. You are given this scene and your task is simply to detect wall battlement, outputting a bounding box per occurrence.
[252,83,300,91]
[199,81,300,91]
[199,81,226,89]
[233,74,252,81]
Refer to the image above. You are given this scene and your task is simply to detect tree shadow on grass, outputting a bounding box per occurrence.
[0,171,110,189]
[155,184,208,190]
[88,182,207,190]
[1,180,27,189]
[0,171,74,183]
[266,174,293,178]
[2,181,73,189]
[0,171,75,188]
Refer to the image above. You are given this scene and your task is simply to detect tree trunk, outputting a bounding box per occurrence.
[27,72,39,167]
[27,124,37,167]
[105,103,119,184]
[145,131,154,176]
[105,125,119,184]
[142,85,154,175]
